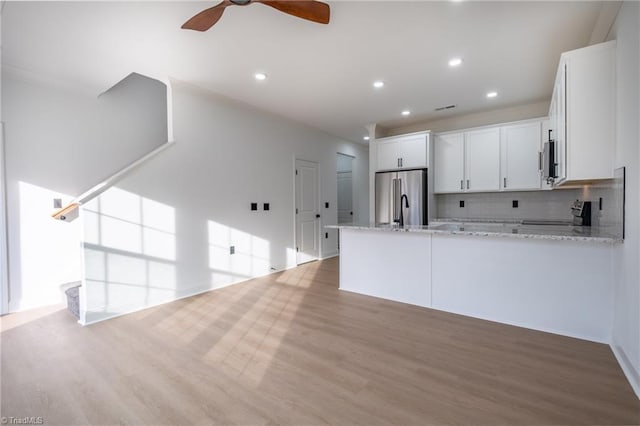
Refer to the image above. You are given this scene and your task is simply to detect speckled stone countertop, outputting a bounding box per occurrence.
[326,221,622,244]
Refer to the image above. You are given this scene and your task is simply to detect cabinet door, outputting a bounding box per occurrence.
[465,128,500,192]
[501,122,542,190]
[376,139,401,171]
[376,134,428,171]
[434,133,464,193]
[554,63,567,183]
[397,134,428,169]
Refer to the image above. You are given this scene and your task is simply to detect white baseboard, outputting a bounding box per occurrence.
[321,251,339,260]
[80,264,297,326]
[611,343,640,399]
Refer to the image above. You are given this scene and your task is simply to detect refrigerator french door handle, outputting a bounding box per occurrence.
[393,178,401,223]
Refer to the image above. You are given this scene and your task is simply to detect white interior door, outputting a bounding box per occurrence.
[337,171,353,223]
[295,159,320,265]
[337,153,354,224]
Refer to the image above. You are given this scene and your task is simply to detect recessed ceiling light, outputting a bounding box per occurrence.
[401,110,411,116]
[363,136,371,141]
[373,81,385,89]
[486,91,498,98]
[448,58,463,67]
[254,72,267,81]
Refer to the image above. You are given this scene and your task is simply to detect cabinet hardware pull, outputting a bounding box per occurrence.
[538,152,543,171]
[466,180,470,190]
[460,180,464,190]
[504,177,507,188]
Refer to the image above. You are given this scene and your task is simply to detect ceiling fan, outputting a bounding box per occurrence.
[182,0,330,32]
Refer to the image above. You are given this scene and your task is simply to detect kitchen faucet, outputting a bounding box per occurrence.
[399,194,409,227]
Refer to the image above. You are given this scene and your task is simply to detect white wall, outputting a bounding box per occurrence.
[81,81,369,323]
[608,1,640,397]
[385,100,550,136]
[2,71,169,312]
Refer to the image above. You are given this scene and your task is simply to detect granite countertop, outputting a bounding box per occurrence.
[326,220,622,244]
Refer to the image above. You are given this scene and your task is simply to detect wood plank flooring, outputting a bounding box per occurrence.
[2,257,639,425]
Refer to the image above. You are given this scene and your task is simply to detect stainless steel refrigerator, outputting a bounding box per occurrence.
[375,169,428,226]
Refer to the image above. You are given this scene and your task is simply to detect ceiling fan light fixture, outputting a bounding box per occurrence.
[182,0,330,32]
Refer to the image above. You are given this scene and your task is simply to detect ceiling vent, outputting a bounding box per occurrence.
[435,104,456,111]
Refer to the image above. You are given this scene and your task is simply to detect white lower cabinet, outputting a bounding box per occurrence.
[339,229,431,307]
[338,228,614,344]
[500,122,543,191]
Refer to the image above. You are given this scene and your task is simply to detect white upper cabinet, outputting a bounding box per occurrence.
[434,119,546,194]
[375,132,429,171]
[465,128,501,192]
[550,40,616,185]
[434,133,465,193]
[500,122,543,191]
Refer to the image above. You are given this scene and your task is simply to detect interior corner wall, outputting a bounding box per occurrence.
[81,81,369,323]
[2,71,168,312]
[608,0,640,397]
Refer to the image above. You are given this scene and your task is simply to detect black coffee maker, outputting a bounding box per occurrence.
[571,200,592,226]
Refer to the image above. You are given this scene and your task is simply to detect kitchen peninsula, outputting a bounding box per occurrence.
[327,222,619,343]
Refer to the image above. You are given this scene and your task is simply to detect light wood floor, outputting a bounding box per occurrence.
[2,257,639,425]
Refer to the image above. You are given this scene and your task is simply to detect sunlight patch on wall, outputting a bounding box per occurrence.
[84,187,176,261]
[208,220,270,288]
[82,187,177,316]
[16,181,81,311]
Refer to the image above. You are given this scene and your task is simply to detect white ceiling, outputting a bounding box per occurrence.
[2,1,604,143]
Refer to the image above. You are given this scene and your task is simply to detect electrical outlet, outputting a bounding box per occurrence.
[325,202,329,208]
[325,232,328,239]
[230,246,235,255]
[250,203,257,211]
[263,203,270,211]
[459,200,465,208]
[512,200,519,208]
[53,198,62,209]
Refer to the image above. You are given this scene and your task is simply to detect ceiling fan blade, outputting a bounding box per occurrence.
[257,1,330,24]
[182,1,231,31]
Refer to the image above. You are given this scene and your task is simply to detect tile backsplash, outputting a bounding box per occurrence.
[435,176,624,238]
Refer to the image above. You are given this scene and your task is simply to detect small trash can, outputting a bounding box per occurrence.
[65,286,80,319]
